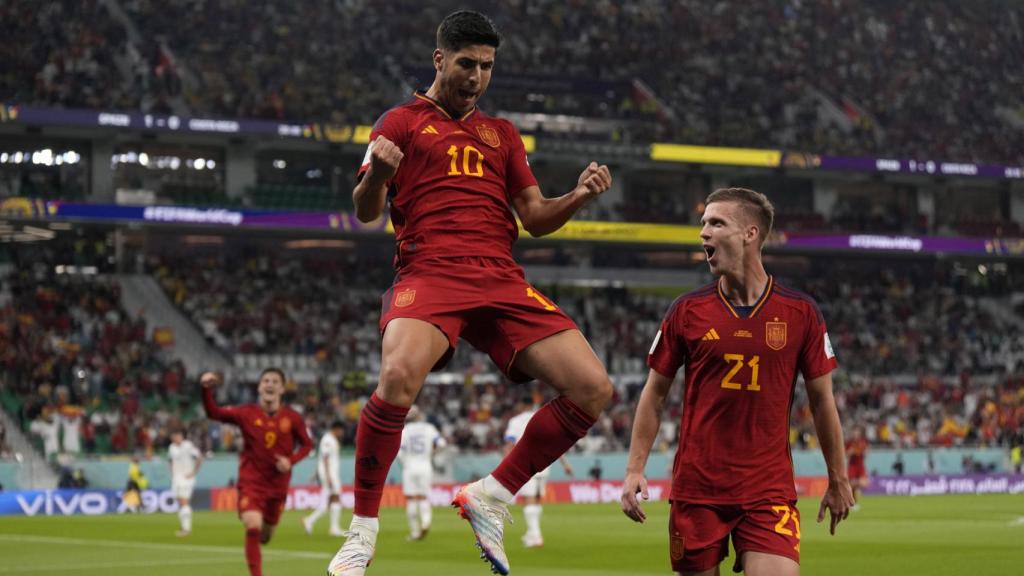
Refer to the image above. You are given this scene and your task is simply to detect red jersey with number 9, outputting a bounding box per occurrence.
[359,91,538,267]
[647,277,838,504]
[202,387,313,496]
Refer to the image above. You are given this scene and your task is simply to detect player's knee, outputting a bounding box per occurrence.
[586,371,614,412]
[378,361,420,401]
[568,368,613,416]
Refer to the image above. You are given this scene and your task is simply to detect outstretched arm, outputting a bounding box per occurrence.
[512,162,611,237]
[806,372,855,535]
[200,372,238,424]
[621,369,674,523]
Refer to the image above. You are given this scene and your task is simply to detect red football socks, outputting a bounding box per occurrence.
[493,396,596,493]
[244,528,261,576]
[354,393,409,517]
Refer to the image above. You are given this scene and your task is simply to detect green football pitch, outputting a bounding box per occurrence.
[0,495,1021,575]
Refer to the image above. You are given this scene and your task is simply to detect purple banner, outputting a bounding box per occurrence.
[781,151,1024,180]
[43,201,390,233]
[778,233,1024,256]
[864,474,1024,496]
[0,105,374,143]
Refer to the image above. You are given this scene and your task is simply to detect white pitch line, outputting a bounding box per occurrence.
[0,556,240,574]
[0,534,330,559]
[1010,516,1024,526]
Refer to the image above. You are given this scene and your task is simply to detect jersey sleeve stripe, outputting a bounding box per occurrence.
[774,285,826,324]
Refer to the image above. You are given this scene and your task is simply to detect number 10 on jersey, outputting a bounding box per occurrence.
[447,145,485,177]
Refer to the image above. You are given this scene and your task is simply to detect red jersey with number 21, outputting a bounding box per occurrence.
[359,91,538,266]
[648,277,837,504]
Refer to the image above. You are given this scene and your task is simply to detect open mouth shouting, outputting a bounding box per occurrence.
[457,87,478,106]
[704,244,717,264]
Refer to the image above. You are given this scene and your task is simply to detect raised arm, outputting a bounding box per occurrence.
[620,368,675,523]
[806,371,855,535]
[353,136,403,223]
[200,372,238,424]
[511,162,611,237]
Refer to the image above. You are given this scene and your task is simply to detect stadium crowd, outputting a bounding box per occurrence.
[149,254,1023,454]
[3,0,1021,163]
[2,242,1021,462]
[0,238,191,458]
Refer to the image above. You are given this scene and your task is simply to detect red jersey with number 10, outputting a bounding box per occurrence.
[202,387,313,496]
[648,277,838,504]
[359,92,538,266]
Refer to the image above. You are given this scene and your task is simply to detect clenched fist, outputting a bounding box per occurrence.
[368,135,404,182]
[200,371,222,388]
[576,162,612,200]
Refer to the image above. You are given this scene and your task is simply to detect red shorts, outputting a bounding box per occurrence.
[848,462,867,483]
[380,256,577,382]
[668,500,801,573]
[238,488,287,526]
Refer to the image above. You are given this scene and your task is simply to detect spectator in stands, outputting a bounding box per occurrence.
[4,1,1022,163]
[29,407,59,461]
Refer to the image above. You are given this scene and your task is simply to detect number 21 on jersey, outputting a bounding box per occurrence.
[721,353,760,392]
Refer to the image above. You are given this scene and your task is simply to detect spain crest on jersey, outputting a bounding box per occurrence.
[477,125,501,148]
[766,320,787,350]
[280,418,291,433]
[395,288,416,308]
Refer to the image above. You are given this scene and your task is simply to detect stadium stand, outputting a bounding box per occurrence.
[3,1,1021,162]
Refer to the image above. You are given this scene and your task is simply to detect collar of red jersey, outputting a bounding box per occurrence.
[717,275,774,319]
[414,90,476,121]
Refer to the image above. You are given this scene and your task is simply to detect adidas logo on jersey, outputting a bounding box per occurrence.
[420,125,439,135]
[701,328,720,341]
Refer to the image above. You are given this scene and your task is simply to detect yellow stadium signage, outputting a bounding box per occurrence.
[519,220,702,245]
[336,125,534,151]
[650,143,782,168]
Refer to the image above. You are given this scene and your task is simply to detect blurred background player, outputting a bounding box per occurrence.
[168,428,203,536]
[328,10,613,576]
[304,420,345,536]
[201,369,313,576]
[622,188,854,576]
[397,405,446,541]
[504,395,574,548]
[123,453,148,513]
[846,427,869,511]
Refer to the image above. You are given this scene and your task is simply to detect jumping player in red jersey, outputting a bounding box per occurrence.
[328,10,613,576]
[845,427,869,509]
[201,369,314,576]
[620,188,855,576]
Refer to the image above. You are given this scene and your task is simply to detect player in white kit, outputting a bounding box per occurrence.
[168,429,203,536]
[505,395,574,548]
[398,406,446,541]
[304,420,345,536]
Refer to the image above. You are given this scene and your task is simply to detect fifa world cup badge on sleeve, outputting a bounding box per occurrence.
[766,319,787,351]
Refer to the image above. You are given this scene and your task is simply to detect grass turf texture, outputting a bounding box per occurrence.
[0,495,1021,575]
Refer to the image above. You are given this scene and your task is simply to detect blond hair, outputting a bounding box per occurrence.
[705,187,774,247]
